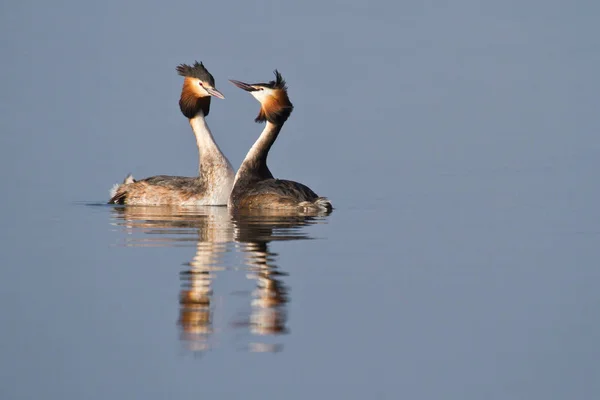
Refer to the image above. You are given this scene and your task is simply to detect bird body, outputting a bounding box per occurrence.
[109,62,234,206]
[228,71,331,212]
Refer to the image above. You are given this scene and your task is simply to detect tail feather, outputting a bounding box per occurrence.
[109,183,120,200]
[108,190,126,204]
[298,197,333,214]
[314,197,333,212]
[108,173,135,204]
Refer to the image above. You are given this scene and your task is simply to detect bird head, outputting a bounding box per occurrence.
[229,70,293,124]
[176,61,224,118]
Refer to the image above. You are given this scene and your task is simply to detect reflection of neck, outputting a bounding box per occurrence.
[243,241,288,336]
[236,121,283,181]
[190,111,227,176]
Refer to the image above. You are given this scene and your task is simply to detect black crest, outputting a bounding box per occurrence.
[258,70,287,90]
[176,61,216,86]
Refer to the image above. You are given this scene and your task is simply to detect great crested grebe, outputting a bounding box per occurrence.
[108,61,234,205]
[228,71,332,212]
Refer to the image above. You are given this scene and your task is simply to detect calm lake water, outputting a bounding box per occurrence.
[2,171,599,399]
[2,0,599,398]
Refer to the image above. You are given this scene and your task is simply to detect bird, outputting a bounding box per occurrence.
[228,71,332,212]
[108,61,234,206]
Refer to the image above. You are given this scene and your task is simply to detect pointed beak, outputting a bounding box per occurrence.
[206,87,225,99]
[229,79,257,92]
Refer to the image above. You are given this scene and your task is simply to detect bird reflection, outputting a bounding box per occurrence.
[178,232,226,352]
[231,209,329,352]
[111,206,232,354]
[110,206,330,354]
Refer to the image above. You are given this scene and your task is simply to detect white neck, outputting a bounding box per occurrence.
[247,122,278,158]
[234,122,281,183]
[189,111,231,175]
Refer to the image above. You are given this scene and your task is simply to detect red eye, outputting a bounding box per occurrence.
[199,81,204,86]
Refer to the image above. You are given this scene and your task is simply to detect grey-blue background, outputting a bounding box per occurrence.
[1,1,599,398]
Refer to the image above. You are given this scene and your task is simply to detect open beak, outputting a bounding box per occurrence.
[206,87,225,99]
[229,79,257,92]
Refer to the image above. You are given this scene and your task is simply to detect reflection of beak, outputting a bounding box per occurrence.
[229,79,258,92]
[206,87,225,99]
